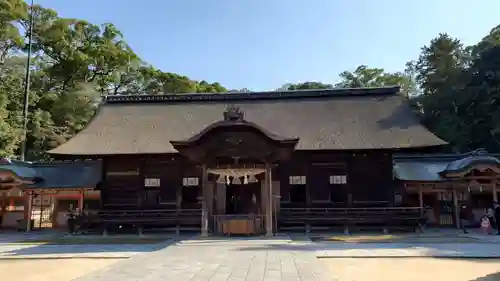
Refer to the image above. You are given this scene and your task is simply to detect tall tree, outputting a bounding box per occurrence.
[411,34,470,151]
[335,65,414,97]
[458,45,500,151]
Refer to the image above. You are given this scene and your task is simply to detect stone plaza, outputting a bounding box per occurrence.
[1,233,500,281]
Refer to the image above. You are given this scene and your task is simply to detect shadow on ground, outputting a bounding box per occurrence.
[0,243,168,256]
[469,271,500,281]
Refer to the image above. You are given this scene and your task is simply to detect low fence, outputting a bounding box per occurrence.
[279,207,424,232]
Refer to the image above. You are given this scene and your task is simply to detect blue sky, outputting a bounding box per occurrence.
[35,0,500,91]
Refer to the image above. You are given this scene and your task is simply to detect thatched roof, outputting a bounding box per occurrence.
[48,87,446,155]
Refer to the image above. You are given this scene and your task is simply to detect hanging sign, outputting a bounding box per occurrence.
[144,178,160,187]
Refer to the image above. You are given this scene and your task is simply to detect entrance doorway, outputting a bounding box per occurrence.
[225,183,260,214]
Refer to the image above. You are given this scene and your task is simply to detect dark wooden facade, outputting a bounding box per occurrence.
[90,148,402,234]
[101,151,394,209]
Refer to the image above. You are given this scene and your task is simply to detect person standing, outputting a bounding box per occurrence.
[459,204,470,234]
[494,202,500,235]
[481,214,493,235]
[67,209,76,235]
[487,205,496,230]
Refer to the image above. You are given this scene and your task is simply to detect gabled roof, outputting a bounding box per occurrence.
[0,159,37,180]
[48,86,446,155]
[0,158,102,189]
[28,161,102,189]
[393,150,500,181]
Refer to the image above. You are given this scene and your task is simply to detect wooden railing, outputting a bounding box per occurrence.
[281,206,422,215]
[97,208,202,223]
[279,207,425,232]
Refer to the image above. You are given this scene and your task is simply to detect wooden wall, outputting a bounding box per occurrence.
[278,151,394,209]
[99,150,395,210]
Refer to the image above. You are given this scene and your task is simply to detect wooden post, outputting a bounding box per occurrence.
[265,163,273,237]
[26,192,33,232]
[176,184,181,236]
[452,188,460,229]
[0,191,6,218]
[78,190,84,211]
[493,181,498,202]
[201,164,209,237]
[418,185,424,217]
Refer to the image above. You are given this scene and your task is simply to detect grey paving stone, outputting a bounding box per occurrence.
[72,235,334,281]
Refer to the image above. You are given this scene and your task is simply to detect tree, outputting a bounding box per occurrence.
[0,0,227,159]
[458,46,500,151]
[470,24,500,59]
[410,34,471,151]
[0,0,27,62]
[335,65,415,97]
[414,33,468,96]
[279,82,333,90]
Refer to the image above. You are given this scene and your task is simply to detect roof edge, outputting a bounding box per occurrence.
[47,103,105,155]
[394,151,500,161]
[103,86,401,104]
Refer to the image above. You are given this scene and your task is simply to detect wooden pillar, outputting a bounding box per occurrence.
[265,163,273,236]
[78,190,84,211]
[452,188,460,229]
[0,191,6,218]
[418,185,424,216]
[272,179,280,234]
[260,172,268,234]
[176,183,181,236]
[216,181,226,214]
[200,164,209,237]
[493,181,498,202]
[26,192,33,232]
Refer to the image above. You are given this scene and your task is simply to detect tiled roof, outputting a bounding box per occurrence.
[0,159,102,189]
[29,161,102,189]
[393,151,500,181]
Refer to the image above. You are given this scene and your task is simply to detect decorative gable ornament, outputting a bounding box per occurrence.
[223,105,244,121]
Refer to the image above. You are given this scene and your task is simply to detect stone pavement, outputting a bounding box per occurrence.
[73,236,334,281]
[314,242,500,258]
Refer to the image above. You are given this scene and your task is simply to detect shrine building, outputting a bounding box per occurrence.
[41,86,450,236]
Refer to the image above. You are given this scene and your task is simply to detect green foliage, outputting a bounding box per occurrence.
[408,27,500,152]
[0,0,227,160]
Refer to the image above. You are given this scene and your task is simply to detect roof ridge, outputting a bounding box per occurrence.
[103,86,401,104]
[393,152,500,161]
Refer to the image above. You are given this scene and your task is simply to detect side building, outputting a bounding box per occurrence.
[394,150,500,228]
[0,159,101,230]
[47,87,446,235]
